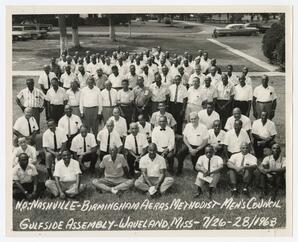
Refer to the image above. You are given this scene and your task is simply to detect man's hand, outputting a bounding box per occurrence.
[59,192,66,199]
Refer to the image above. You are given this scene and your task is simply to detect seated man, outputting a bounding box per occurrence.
[13,137,37,167]
[97,119,123,161]
[43,119,67,179]
[137,114,152,142]
[13,107,39,146]
[124,123,149,176]
[258,143,285,200]
[198,102,220,130]
[71,125,98,173]
[107,107,127,141]
[177,112,208,175]
[252,111,277,159]
[134,143,174,197]
[13,153,45,201]
[194,145,223,199]
[151,116,175,173]
[45,150,86,199]
[92,146,134,195]
[224,107,251,133]
[227,142,257,197]
[208,120,226,157]
[58,105,82,149]
[150,102,177,130]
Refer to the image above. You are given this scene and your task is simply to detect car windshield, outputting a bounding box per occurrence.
[12,27,23,31]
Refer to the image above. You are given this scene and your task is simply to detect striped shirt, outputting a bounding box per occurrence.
[16,88,45,108]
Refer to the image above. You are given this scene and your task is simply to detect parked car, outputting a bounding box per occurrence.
[212,23,259,37]
[244,22,272,34]
[12,26,31,41]
[13,25,47,39]
[20,20,53,31]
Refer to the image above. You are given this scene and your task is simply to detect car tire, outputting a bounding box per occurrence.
[32,34,38,40]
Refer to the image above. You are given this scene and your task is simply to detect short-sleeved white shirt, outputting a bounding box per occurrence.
[229,152,257,167]
[45,87,67,105]
[99,154,128,178]
[42,127,68,150]
[188,73,206,86]
[223,129,251,153]
[196,154,223,172]
[216,81,234,100]
[183,123,209,146]
[225,115,251,131]
[38,71,57,90]
[66,89,80,106]
[139,153,167,177]
[77,72,91,88]
[53,159,81,182]
[234,84,253,101]
[124,133,149,154]
[13,145,37,167]
[198,110,220,130]
[70,133,97,155]
[261,155,285,169]
[137,122,152,138]
[108,74,124,89]
[252,119,277,139]
[117,89,134,104]
[13,116,39,137]
[101,88,118,107]
[168,84,188,103]
[97,128,122,152]
[60,72,77,89]
[201,85,217,102]
[58,114,82,136]
[108,116,127,138]
[152,126,175,152]
[13,164,38,183]
[208,129,226,148]
[187,86,207,105]
[253,85,277,102]
[150,111,177,128]
[207,73,222,87]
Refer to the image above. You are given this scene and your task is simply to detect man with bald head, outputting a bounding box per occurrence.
[124,122,149,176]
[227,142,257,196]
[135,143,174,197]
[177,112,209,175]
[225,107,251,132]
[151,116,175,173]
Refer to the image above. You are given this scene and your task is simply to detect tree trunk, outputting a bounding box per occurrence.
[109,15,116,41]
[71,14,80,48]
[128,17,132,38]
[58,14,68,55]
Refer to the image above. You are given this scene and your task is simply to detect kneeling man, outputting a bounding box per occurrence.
[135,143,174,197]
[194,145,223,199]
[92,146,134,195]
[45,150,86,199]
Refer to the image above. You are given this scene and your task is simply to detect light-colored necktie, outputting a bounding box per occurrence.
[241,154,245,166]
[68,117,71,136]
[108,90,112,107]
[174,85,178,103]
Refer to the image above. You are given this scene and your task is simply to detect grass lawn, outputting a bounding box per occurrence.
[12,75,286,231]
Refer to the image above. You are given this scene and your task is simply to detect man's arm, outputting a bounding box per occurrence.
[16,97,25,111]
[123,166,131,179]
[14,180,30,199]
[247,100,252,117]
[252,96,257,118]
[31,175,38,197]
[13,129,24,138]
[140,168,153,187]
[54,176,65,198]
[209,164,223,175]
[156,169,166,189]
[75,174,81,192]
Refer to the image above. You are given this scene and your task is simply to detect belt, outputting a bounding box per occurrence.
[257,101,273,104]
[102,106,116,108]
[71,105,79,107]
[50,104,64,106]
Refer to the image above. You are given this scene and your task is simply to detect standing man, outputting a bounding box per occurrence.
[201,76,217,105]
[80,77,102,135]
[124,123,149,176]
[151,116,175,173]
[126,65,138,89]
[208,120,226,157]
[207,66,222,87]
[225,107,251,133]
[45,150,86,199]
[71,125,98,173]
[107,107,128,140]
[253,75,277,119]
[198,102,220,130]
[60,65,77,90]
[233,75,253,117]
[188,65,205,86]
[150,102,177,130]
[215,73,234,127]
[58,105,82,149]
[177,112,209,175]
[227,64,239,86]
[227,142,257,197]
[45,77,68,124]
[168,75,187,135]
[108,65,124,90]
[66,80,81,117]
[42,119,67,179]
[101,80,118,124]
[92,146,134,195]
[134,143,174,197]
[16,78,45,127]
[141,65,155,87]
[77,66,91,88]
[95,68,108,90]
[50,57,62,79]
[194,145,223,199]
[137,114,152,142]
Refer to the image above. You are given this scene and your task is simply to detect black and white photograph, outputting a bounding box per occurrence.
[6,5,292,235]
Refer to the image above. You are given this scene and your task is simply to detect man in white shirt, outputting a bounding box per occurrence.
[141,65,155,87]
[86,55,100,76]
[137,114,152,142]
[134,143,174,197]
[227,65,239,86]
[13,107,39,146]
[207,66,222,87]
[183,59,194,77]
[200,51,211,74]
[194,145,223,199]
[45,150,86,199]
[168,75,188,135]
[215,73,234,127]
[80,77,102,135]
[66,80,81,117]
[253,75,277,119]
[198,102,220,130]
[160,65,173,86]
[258,143,285,200]
[13,137,37,167]
[225,107,251,132]
[101,80,118,123]
[177,112,209,175]
[208,120,226,157]
[60,65,77,90]
[43,119,67,179]
[242,66,252,86]
[97,119,123,161]
[92,146,133,195]
[202,76,217,105]
[46,77,68,124]
[126,64,138,89]
[223,120,251,158]
[77,66,91,88]
[58,105,82,149]
[71,125,98,173]
[107,107,127,140]
[150,102,177,130]
[151,116,175,173]
[108,65,124,90]
[16,78,45,127]
[125,123,149,176]
[252,111,277,158]
[188,65,205,87]
[227,142,257,197]
[233,75,253,117]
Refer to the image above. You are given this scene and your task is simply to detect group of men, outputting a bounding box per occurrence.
[12,46,285,201]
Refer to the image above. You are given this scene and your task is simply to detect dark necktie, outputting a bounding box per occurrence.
[174,85,178,103]
[108,90,112,107]
[47,73,51,89]
[241,154,245,167]
[53,131,57,151]
[107,132,110,152]
[83,137,87,152]
[134,135,139,155]
[27,118,32,135]
[208,158,211,173]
